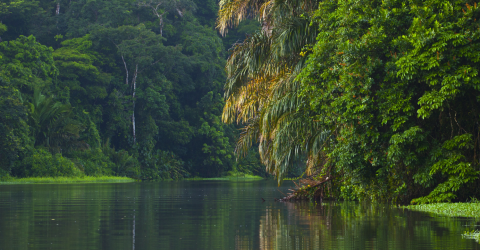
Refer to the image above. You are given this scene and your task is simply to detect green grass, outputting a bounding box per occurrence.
[403,203,480,218]
[186,172,264,181]
[0,176,135,184]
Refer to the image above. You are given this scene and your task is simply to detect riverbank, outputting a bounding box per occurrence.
[404,203,480,218]
[0,176,136,184]
[0,174,264,184]
[186,172,264,181]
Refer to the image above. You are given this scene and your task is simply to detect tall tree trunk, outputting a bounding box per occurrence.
[122,55,129,85]
[132,64,138,144]
[56,3,60,15]
[159,14,163,37]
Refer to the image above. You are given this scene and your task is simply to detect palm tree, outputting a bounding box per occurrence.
[27,89,86,153]
[217,0,330,181]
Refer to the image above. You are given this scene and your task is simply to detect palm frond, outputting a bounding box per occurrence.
[218,0,326,182]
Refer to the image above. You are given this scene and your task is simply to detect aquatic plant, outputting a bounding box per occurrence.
[462,230,480,243]
[404,203,480,218]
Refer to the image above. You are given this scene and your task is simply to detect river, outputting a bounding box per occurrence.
[0,180,478,249]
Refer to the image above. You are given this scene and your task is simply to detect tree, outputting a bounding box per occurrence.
[0,82,30,175]
[27,89,86,153]
[0,35,57,91]
[298,0,480,203]
[0,0,254,180]
[196,91,235,176]
[0,0,44,42]
[53,34,114,133]
[53,35,111,104]
[137,0,196,36]
[217,0,323,181]
[94,24,170,144]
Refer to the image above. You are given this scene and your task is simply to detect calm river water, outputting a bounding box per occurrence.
[0,180,479,250]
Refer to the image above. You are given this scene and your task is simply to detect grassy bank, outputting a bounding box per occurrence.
[0,176,135,184]
[403,203,480,218]
[186,172,264,181]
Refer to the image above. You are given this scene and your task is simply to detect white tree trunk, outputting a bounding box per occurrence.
[159,14,163,37]
[132,64,138,144]
[121,55,129,85]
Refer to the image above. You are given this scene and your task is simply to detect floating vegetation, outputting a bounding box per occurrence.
[462,230,480,243]
[0,176,135,184]
[403,203,480,218]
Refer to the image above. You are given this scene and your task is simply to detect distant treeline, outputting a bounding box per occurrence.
[0,0,277,180]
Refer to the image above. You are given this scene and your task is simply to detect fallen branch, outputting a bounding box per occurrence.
[276,176,332,202]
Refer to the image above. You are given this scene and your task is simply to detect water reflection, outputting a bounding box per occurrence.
[257,201,480,250]
[0,181,479,250]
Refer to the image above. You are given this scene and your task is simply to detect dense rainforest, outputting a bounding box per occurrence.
[218,0,480,204]
[2,0,480,205]
[0,0,272,180]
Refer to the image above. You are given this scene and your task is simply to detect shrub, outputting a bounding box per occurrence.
[101,141,140,178]
[141,150,187,181]
[20,148,83,177]
[70,148,113,176]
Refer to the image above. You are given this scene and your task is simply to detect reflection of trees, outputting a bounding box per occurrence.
[1,184,479,250]
[256,202,479,250]
[259,202,333,250]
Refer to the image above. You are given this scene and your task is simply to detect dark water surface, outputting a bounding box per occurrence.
[0,180,479,250]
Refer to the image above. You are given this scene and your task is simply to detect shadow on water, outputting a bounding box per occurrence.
[0,181,479,250]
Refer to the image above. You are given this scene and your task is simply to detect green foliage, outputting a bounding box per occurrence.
[0,0,260,180]
[27,89,86,152]
[140,150,188,180]
[0,35,57,90]
[0,171,13,181]
[19,148,83,177]
[412,134,479,203]
[218,0,322,182]
[222,19,260,51]
[462,230,480,243]
[219,0,480,203]
[0,22,6,35]
[0,83,30,173]
[102,142,140,177]
[405,203,480,218]
[53,35,112,106]
[196,91,235,176]
[0,0,43,42]
[298,0,480,203]
[70,148,113,177]
[235,147,268,177]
